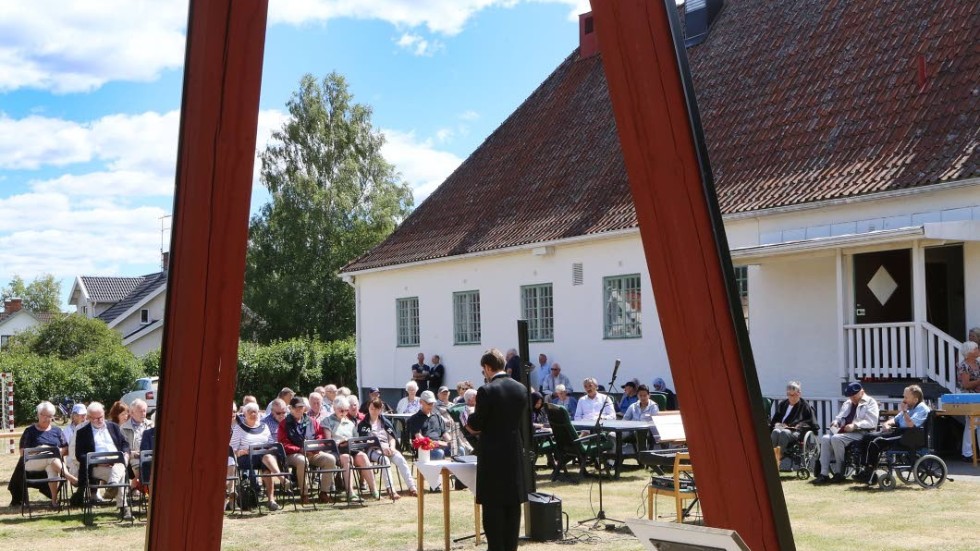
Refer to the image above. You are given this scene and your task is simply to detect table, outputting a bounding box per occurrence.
[572,413,686,477]
[415,459,480,551]
[936,405,980,467]
[384,413,414,452]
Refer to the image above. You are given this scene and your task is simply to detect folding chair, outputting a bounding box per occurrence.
[301,439,347,510]
[83,451,131,526]
[348,435,393,501]
[21,446,71,518]
[544,404,612,481]
[246,442,296,513]
[135,450,153,517]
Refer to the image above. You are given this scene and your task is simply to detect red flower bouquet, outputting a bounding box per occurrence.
[412,436,440,451]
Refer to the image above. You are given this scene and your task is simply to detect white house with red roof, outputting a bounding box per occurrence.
[340,1,979,420]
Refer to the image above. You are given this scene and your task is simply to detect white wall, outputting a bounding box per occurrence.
[0,312,41,348]
[126,326,162,357]
[748,256,840,397]
[354,234,671,393]
[966,242,980,334]
[113,291,166,351]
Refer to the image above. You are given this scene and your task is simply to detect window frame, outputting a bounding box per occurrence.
[602,274,642,339]
[452,290,482,345]
[520,283,554,342]
[395,296,420,347]
[140,309,150,324]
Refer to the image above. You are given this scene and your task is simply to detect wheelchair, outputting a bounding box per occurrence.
[780,430,819,480]
[861,414,948,491]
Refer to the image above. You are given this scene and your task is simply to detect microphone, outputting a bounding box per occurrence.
[612,359,621,380]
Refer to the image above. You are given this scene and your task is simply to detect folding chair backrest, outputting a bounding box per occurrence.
[248,442,281,458]
[305,438,340,459]
[649,393,668,411]
[23,446,61,465]
[347,435,380,455]
[86,451,126,469]
[139,450,154,485]
[544,404,582,455]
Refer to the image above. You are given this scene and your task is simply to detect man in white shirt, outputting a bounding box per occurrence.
[814,382,879,484]
[574,378,617,422]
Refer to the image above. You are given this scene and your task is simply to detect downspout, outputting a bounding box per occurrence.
[341,274,362,393]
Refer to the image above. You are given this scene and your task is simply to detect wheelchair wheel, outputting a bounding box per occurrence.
[877,471,896,491]
[801,431,818,468]
[796,468,810,480]
[896,467,914,485]
[913,455,947,489]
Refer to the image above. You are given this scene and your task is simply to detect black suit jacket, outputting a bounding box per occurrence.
[75,422,130,488]
[769,397,817,433]
[467,372,528,506]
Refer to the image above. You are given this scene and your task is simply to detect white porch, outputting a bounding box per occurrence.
[733,221,980,399]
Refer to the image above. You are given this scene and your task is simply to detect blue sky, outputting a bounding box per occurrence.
[0,0,588,307]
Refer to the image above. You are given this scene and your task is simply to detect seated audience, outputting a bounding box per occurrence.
[531,392,550,432]
[265,388,295,416]
[122,399,153,478]
[540,363,572,398]
[396,381,422,414]
[359,387,389,415]
[769,381,817,471]
[407,391,451,460]
[308,391,330,424]
[322,385,338,416]
[619,379,640,412]
[652,377,678,410]
[338,386,352,397]
[75,401,132,520]
[231,402,287,511]
[454,381,474,404]
[108,401,129,425]
[957,341,980,461]
[19,401,74,507]
[858,385,929,482]
[323,396,377,498]
[63,403,88,480]
[623,385,659,421]
[574,378,617,421]
[263,399,288,442]
[357,399,417,498]
[347,396,365,422]
[460,389,477,429]
[814,382,879,484]
[550,384,577,413]
[278,396,337,504]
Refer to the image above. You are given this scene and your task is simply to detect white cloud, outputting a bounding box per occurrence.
[435,128,455,143]
[381,129,463,202]
[0,0,187,93]
[395,32,443,57]
[458,110,480,121]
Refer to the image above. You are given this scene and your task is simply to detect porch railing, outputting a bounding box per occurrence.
[844,321,961,393]
[844,322,915,380]
[922,321,961,394]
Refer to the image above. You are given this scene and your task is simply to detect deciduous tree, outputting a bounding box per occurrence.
[1,274,62,313]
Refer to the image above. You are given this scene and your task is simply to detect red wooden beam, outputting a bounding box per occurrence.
[146,0,268,549]
[589,1,794,549]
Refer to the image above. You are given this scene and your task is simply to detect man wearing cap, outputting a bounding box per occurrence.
[278,397,336,504]
[652,377,678,410]
[540,363,571,398]
[428,355,446,392]
[358,387,389,415]
[619,379,640,413]
[407,391,451,460]
[435,386,453,408]
[411,352,431,392]
[814,382,879,484]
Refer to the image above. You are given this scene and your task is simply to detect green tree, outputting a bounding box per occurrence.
[1,274,62,313]
[244,72,413,342]
[8,314,125,360]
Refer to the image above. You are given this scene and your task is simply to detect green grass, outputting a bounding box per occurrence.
[1,448,978,550]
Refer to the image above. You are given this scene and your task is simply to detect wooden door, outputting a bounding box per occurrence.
[853,249,912,323]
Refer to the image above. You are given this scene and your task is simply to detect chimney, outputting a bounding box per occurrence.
[684,0,724,48]
[579,12,599,59]
[4,298,23,314]
[162,251,170,272]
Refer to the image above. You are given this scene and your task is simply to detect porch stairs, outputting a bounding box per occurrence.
[844,321,961,399]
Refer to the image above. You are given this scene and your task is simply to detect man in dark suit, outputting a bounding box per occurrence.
[504,348,523,383]
[467,348,528,551]
[74,401,132,520]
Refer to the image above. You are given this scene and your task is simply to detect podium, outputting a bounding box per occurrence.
[415,459,480,551]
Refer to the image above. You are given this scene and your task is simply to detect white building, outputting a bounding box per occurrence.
[340,1,979,422]
[0,299,58,350]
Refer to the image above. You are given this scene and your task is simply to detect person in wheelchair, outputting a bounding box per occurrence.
[815,382,879,484]
[857,384,929,483]
[770,381,817,471]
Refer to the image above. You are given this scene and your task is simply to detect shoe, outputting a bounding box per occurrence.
[961,455,974,463]
[268,501,280,512]
[120,506,133,521]
[830,473,848,484]
[318,491,330,503]
[408,488,419,497]
[811,475,830,485]
[224,501,233,512]
[388,489,401,501]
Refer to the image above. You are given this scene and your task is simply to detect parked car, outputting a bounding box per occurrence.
[121,376,159,413]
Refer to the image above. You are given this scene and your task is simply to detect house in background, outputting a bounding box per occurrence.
[340,1,979,423]
[68,253,169,357]
[0,298,59,350]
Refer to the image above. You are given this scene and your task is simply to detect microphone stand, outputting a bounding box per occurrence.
[578,394,623,528]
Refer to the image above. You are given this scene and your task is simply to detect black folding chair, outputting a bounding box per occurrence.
[21,446,71,518]
[246,443,296,513]
[135,450,153,517]
[301,439,347,510]
[348,436,393,501]
[83,451,131,526]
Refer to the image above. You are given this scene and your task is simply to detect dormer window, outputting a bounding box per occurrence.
[141,309,150,324]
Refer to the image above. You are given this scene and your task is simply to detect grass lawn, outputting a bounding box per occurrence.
[1,446,978,550]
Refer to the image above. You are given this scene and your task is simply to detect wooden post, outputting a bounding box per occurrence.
[442,469,451,551]
[589,1,794,549]
[417,469,425,551]
[145,0,269,549]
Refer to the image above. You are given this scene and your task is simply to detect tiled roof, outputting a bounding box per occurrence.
[343,0,979,272]
[81,275,147,303]
[97,272,167,324]
[0,310,61,325]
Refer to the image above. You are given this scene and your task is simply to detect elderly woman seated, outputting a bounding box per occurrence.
[357,399,418,498]
[396,381,422,414]
[323,396,377,498]
[230,402,287,511]
[16,401,76,507]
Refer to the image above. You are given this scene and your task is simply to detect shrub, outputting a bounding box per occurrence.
[235,337,357,403]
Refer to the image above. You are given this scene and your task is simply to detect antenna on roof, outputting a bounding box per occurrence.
[159,215,172,254]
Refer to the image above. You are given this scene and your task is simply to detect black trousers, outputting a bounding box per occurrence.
[864,430,903,468]
[482,502,522,551]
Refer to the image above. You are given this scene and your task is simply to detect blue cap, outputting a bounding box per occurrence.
[844,382,863,397]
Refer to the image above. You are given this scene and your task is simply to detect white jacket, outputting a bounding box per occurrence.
[833,394,879,431]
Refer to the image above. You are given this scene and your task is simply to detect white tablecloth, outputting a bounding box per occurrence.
[415,459,478,495]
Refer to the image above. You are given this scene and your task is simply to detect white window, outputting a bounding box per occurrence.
[140,309,150,324]
[734,265,749,328]
[603,274,642,339]
[453,290,481,345]
[521,284,554,342]
[396,297,420,347]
